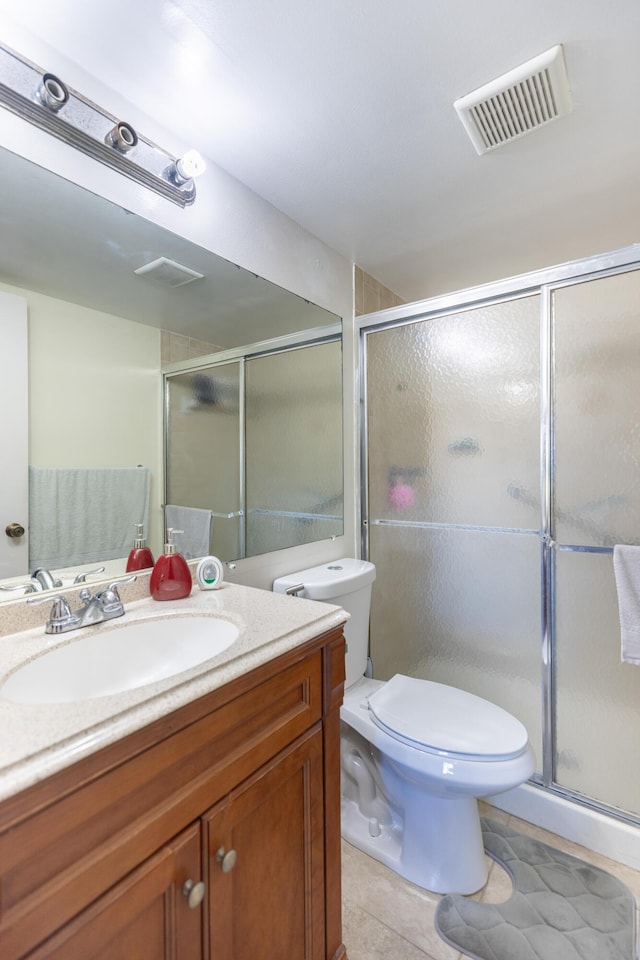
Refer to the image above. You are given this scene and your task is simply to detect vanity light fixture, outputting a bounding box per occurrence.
[0,41,205,207]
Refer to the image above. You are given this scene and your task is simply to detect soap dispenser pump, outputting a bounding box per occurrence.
[150,528,192,601]
[126,523,155,572]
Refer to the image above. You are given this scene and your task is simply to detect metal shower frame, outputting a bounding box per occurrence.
[357,243,640,828]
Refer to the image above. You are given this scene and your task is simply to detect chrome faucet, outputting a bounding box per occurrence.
[31,568,63,590]
[0,567,62,595]
[0,565,107,596]
[28,576,136,634]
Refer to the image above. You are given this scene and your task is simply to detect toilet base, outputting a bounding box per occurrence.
[341,789,488,895]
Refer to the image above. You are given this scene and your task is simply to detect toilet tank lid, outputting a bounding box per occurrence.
[272,558,376,600]
[367,675,529,760]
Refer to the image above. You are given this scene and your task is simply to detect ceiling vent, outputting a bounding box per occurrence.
[454,45,571,155]
[134,257,204,286]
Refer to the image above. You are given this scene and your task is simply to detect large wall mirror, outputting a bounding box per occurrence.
[0,145,343,599]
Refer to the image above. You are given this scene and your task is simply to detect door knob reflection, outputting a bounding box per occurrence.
[5,523,25,539]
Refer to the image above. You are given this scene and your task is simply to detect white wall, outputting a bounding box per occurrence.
[0,17,358,590]
[0,282,166,557]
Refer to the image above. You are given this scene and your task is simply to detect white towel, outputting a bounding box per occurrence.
[613,545,640,664]
[165,505,212,559]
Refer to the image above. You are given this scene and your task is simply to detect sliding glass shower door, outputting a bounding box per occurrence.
[552,270,640,816]
[363,262,640,821]
[365,295,544,772]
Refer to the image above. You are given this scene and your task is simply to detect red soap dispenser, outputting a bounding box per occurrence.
[126,523,155,572]
[150,528,192,601]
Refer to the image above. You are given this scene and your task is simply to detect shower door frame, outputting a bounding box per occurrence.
[163,322,343,561]
[358,243,640,828]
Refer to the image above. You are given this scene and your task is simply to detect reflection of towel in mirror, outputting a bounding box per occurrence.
[29,466,151,570]
[165,505,212,559]
[613,544,640,664]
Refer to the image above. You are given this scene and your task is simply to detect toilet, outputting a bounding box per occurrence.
[273,558,534,895]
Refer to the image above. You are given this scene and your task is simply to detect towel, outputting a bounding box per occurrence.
[29,466,151,570]
[613,545,640,664]
[164,505,212,559]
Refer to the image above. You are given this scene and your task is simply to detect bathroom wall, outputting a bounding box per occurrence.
[354,266,405,316]
[0,17,357,590]
[0,279,165,555]
[161,331,224,365]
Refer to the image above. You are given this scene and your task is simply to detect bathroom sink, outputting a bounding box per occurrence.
[0,616,240,705]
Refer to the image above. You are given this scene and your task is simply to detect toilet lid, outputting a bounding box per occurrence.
[367,675,529,760]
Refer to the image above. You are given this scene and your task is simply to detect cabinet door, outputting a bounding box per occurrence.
[27,824,203,960]
[205,726,325,960]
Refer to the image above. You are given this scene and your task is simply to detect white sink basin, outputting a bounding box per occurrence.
[0,616,240,705]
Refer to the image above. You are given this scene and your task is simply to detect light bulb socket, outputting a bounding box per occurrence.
[105,121,138,153]
[35,73,69,112]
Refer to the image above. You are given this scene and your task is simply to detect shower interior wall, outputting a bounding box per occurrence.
[360,245,640,841]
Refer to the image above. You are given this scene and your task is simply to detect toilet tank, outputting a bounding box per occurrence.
[273,559,376,689]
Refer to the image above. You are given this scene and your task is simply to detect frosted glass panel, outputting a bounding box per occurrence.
[369,523,542,771]
[366,296,540,528]
[554,270,640,546]
[555,550,640,815]
[166,363,241,561]
[245,341,343,551]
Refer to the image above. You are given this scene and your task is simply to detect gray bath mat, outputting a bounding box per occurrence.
[435,818,636,960]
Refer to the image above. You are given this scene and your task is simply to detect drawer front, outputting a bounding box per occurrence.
[0,650,322,959]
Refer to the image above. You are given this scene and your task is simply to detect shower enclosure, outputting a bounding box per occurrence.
[361,246,640,825]
[165,334,343,562]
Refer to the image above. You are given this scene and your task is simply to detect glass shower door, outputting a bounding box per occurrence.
[165,361,243,561]
[245,341,343,556]
[365,295,544,771]
[553,270,640,816]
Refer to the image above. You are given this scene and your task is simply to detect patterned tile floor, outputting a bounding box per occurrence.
[342,802,640,960]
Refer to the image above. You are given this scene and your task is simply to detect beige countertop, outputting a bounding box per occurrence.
[0,583,347,804]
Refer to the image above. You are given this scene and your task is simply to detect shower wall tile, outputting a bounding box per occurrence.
[161,330,224,365]
[355,265,405,316]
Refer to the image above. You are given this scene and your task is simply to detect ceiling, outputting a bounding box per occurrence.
[0,145,338,348]
[3,0,640,304]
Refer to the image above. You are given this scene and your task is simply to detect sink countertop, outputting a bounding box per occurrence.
[0,583,347,804]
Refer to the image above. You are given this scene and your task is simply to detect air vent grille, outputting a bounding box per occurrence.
[134,257,204,286]
[454,45,571,154]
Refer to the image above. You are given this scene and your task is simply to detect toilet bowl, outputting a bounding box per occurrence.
[273,559,535,895]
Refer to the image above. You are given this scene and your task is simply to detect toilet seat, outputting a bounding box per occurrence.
[367,674,529,761]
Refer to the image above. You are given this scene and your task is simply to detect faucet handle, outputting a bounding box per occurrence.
[72,566,106,584]
[102,574,137,600]
[98,575,137,615]
[27,593,76,633]
[0,580,38,594]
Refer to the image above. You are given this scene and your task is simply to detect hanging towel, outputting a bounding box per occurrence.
[29,466,151,570]
[164,505,212,559]
[613,545,640,664]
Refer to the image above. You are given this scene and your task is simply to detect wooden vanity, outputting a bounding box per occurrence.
[0,589,348,959]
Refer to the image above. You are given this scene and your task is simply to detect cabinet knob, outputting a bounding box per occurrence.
[182,878,206,909]
[5,522,25,539]
[215,846,237,873]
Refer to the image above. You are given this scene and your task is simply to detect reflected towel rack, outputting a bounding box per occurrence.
[162,506,243,520]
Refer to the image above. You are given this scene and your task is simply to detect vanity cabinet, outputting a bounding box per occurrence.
[0,626,347,960]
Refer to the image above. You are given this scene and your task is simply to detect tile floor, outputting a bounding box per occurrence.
[341,802,640,960]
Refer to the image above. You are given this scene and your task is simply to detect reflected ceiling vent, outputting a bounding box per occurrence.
[454,45,572,155]
[134,257,204,287]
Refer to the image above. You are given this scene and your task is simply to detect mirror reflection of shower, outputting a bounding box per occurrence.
[165,336,344,561]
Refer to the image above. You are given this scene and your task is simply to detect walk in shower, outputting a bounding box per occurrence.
[360,246,640,825]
